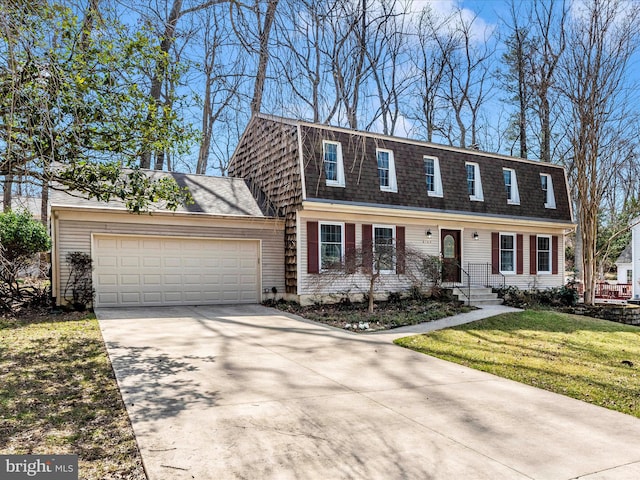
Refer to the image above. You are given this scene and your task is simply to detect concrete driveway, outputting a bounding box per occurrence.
[97,305,640,480]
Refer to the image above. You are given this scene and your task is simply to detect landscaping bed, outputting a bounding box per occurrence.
[269,297,474,332]
[0,310,146,480]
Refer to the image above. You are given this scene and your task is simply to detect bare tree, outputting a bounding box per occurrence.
[405,6,452,142]
[438,9,495,149]
[195,6,243,174]
[529,0,566,163]
[324,0,371,129]
[560,0,640,304]
[230,0,280,116]
[136,0,229,170]
[364,0,411,135]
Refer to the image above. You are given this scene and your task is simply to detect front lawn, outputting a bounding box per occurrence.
[0,313,146,479]
[395,310,640,418]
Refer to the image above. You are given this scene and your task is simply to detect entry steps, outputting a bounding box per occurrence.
[452,286,503,306]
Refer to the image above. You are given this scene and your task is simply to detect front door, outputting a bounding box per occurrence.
[441,229,461,283]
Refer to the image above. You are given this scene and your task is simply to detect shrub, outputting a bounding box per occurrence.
[0,210,50,297]
[495,285,579,308]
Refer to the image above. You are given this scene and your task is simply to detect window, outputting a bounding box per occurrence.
[503,168,520,205]
[319,223,343,270]
[374,225,395,273]
[500,233,516,274]
[465,162,483,201]
[540,173,556,209]
[537,235,551,274]
[322,141,345,187]
[424,156,443,197]
[377,149,397,192]
[627,269,633,284]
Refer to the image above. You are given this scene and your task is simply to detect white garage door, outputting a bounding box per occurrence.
[93,235,260,307]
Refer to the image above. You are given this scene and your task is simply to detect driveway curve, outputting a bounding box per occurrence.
[97,305,640,480]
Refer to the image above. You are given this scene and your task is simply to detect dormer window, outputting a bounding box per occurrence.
[465,162,484,201]
[540,173,556,209]
[503,168,520,205]
[424,156,443,197]
[377,149,397,192]
[323,140,345,187]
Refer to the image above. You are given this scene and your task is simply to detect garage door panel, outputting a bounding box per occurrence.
[93,235,259,307]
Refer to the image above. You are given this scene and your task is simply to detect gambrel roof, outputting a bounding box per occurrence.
[230,114,573,225]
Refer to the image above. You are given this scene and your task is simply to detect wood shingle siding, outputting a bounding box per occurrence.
[229,115,303,294]
[299,124,572,223]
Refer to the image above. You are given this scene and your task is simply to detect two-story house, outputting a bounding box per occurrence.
[229,114,574,305]
[49,113,574,308]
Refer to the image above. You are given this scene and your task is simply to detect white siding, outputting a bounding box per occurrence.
[297,216,566,302]
[53,211,284,305]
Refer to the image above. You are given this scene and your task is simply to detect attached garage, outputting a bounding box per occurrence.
[50,174,285,308]
[93,235,260,307]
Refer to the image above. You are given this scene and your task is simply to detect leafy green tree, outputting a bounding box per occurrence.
[0,1,192,215]
[0,210,51,295]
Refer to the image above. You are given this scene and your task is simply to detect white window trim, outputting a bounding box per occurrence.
[424,155,443,197]
[377,148,397,193]
[466,162,484,202]
[373,224,396,274]
[540,173,556,209]
[503,168,520,205]
[323,140,345,188]
[499,232,516,275]
[537,234,552,274]
[318,221,344,272]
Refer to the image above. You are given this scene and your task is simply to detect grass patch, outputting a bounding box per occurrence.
[395,310,640,418]
[0,313,145,479]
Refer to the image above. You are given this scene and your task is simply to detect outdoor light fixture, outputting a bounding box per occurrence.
[473,232,479,240]
[426,229,432,239]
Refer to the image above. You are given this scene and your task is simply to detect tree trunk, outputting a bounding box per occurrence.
[141,0,183,169]
[250,0,279,115]
[3,175,12,212]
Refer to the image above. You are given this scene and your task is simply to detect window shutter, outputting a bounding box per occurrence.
[492,232,499,274]
[530,235,537,275]
[307,221,319,274]
[552,236,559,275]
[396,226,405,274]
[517,234,524,275]
[345,223,356,274]
[362,224,373,274]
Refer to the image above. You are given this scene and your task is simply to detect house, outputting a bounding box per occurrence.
[228,114,575,305]
[50,173,285,307]
[615,244,632,286]
[615,217,640,301]
[50,114,574,308]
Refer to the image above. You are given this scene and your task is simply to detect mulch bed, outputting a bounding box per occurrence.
[269,298,473,332]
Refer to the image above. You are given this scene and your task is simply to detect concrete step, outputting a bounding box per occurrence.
[452,286,503,307]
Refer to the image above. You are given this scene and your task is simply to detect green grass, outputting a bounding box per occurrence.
[0,314,145,479]
[395,310,640,418]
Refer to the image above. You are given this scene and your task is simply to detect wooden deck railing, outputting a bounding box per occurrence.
[594,283,632,300]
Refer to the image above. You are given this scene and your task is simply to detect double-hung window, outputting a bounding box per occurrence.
[424,156,443,197]
[465,162,484,201]
[376,149,397,192]
[503,168,520,205]
[540,173,556,209]
[319,223,343,270]
[500,233,516,274]
[537,235,551,274]
[374,225,395,273]
[322,140,345,187]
